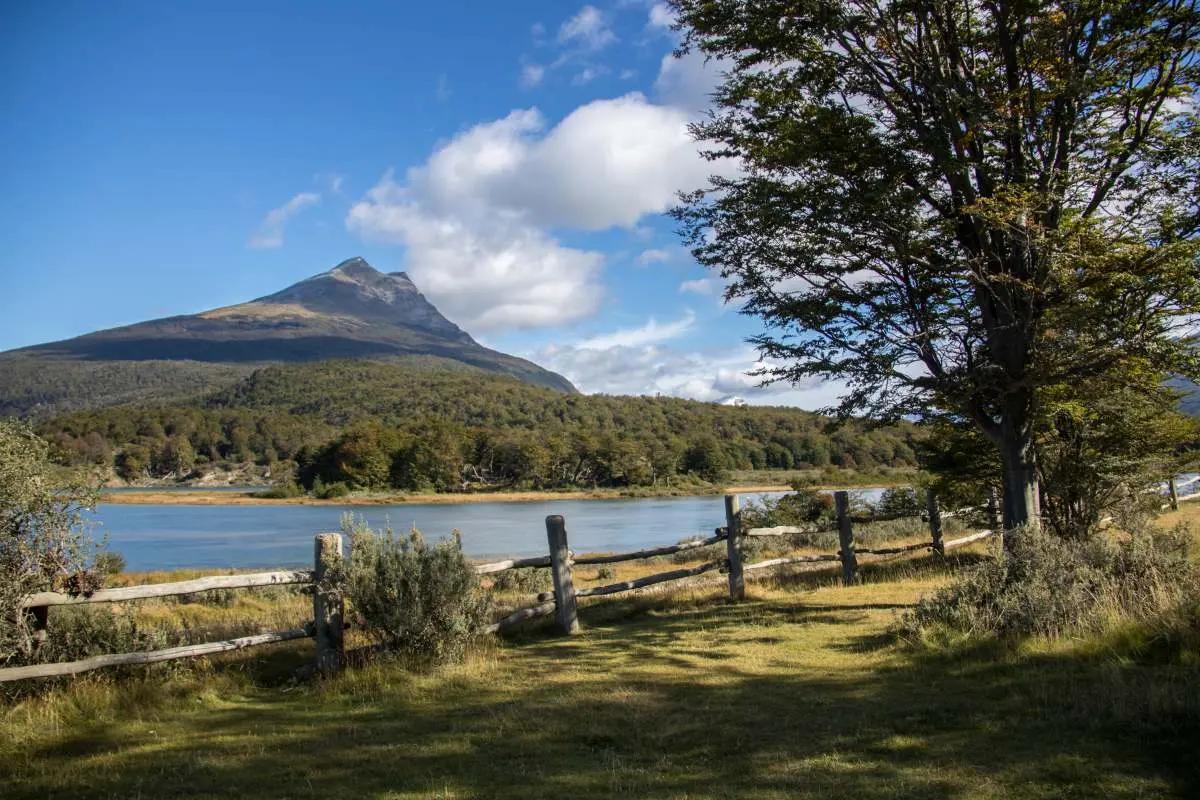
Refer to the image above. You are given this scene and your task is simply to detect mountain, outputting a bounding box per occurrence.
[0,258,575,416]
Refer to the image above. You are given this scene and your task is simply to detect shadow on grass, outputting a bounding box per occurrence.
[7,553,1198,799]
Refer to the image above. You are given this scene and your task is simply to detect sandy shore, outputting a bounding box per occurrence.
[100,486,788,506]
[95,483,907,506]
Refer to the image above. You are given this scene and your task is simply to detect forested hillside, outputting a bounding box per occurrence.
[39,360,921,492]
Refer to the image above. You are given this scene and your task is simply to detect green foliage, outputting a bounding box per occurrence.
[488,567,552,595]
[33,606,173,667]
[93,551,126,576]
[0,420,99,664]
[342,516,490,665]
[37,360,921,492]
[876,487,925,518]
[670,0,1200,529]
[904,527,1195,640]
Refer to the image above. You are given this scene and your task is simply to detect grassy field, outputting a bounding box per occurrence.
[2,527,1197,798]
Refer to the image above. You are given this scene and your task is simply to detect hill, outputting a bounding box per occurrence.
[0,257,574,417]
[40,359,921,491]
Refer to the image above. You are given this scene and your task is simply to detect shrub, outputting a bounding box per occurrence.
[1,420,100,665]
[312,478,351,500]
[875,487,924,518]
[903,526,1194,640]
[93,551,127,576]
[256,480,304,499]
[489,567,552,594]
[33,606,174,666]
[343,516,490,665]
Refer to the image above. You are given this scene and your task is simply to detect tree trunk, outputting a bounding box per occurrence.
[997,414,1040,543]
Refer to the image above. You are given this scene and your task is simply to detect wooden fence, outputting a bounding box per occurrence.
[0,490,994,683]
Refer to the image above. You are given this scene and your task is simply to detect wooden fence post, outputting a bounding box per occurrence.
[926,490,944,555]
[834,491,858,585]
[29,605,48,652]
[1168,477,1179,511]
[545,515,580,634]
[724,494,745,601]
[987,487,1002,531]
[312,533,344,675]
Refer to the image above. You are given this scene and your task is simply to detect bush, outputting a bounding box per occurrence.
[312,478,351,500]
[1,420,100,665]
[255,480,304,499]
[903,526,1195,640]
[489,567,552,594]
[33,606,174,666]
[93,551,126,576]
[343,516,490,665]
[875,487,924,517]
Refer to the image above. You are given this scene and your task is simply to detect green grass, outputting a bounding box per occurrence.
[3,549,1197,799]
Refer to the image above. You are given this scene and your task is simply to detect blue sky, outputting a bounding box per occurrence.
[0,1,838,407]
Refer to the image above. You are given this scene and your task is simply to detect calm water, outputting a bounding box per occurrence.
[89,489,888,571]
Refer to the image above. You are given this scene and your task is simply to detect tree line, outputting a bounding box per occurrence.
[35,360,922,490]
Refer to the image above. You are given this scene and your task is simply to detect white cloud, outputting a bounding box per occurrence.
[576,310,695,349]
[648,3,674,30]
[637,248,671,265]
[535,339,839,406]
[572,66,606,85]
[405,94,726,230]
[520,63,545,88]
[248,192,319,249]
[347,174,603,331]
[558,5,616,51]
[655,48,725,114]
[347,78,734,333]
[679,277,718,295]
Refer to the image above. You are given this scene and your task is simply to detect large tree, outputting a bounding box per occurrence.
[671,0,1200,533]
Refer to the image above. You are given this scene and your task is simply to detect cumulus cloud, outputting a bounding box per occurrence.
[347,174,604,330]
[647,3,674,30]
[535,338,837,406]
[348,45,736,335]
[637,248,671,265]
[679,277,718,295]
[406,94,725,230]
[576,310,695,349]
[655,48,725,114]
[558,5,616,51]
[248,192,319,249]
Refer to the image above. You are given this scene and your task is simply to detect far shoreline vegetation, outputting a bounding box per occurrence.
[34,360,926,502]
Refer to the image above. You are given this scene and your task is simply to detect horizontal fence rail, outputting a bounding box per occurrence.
[19,570,314,609]
[4,488,1003,683]
[0,627,314,682]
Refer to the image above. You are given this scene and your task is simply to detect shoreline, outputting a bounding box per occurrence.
[96,483,901,506]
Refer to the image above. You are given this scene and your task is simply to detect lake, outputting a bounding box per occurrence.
[88,488,889,571]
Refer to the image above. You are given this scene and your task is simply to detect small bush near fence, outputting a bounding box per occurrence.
[489,566,552,594]
[343,516,490,666]
[903,526,1196,640]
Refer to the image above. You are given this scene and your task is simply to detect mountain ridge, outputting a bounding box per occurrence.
[0,258,576,416]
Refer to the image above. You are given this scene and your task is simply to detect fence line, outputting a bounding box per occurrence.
[19,570,313,609]
[4,488,996,683]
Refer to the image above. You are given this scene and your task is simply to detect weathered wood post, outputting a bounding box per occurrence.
[724,494,745,601]
[312,533,344,675]
[29,605,49,652]
[987,487,1002,531]
[545,515,580,634]
[834,491,858,585]
[926,490,944,555]
[1168,477,1179,511]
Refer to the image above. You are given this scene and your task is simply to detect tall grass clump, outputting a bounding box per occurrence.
[904,526,1196,641]
[342,515,489,666]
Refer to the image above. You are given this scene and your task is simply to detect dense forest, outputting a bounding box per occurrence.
[35,360,922,492]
